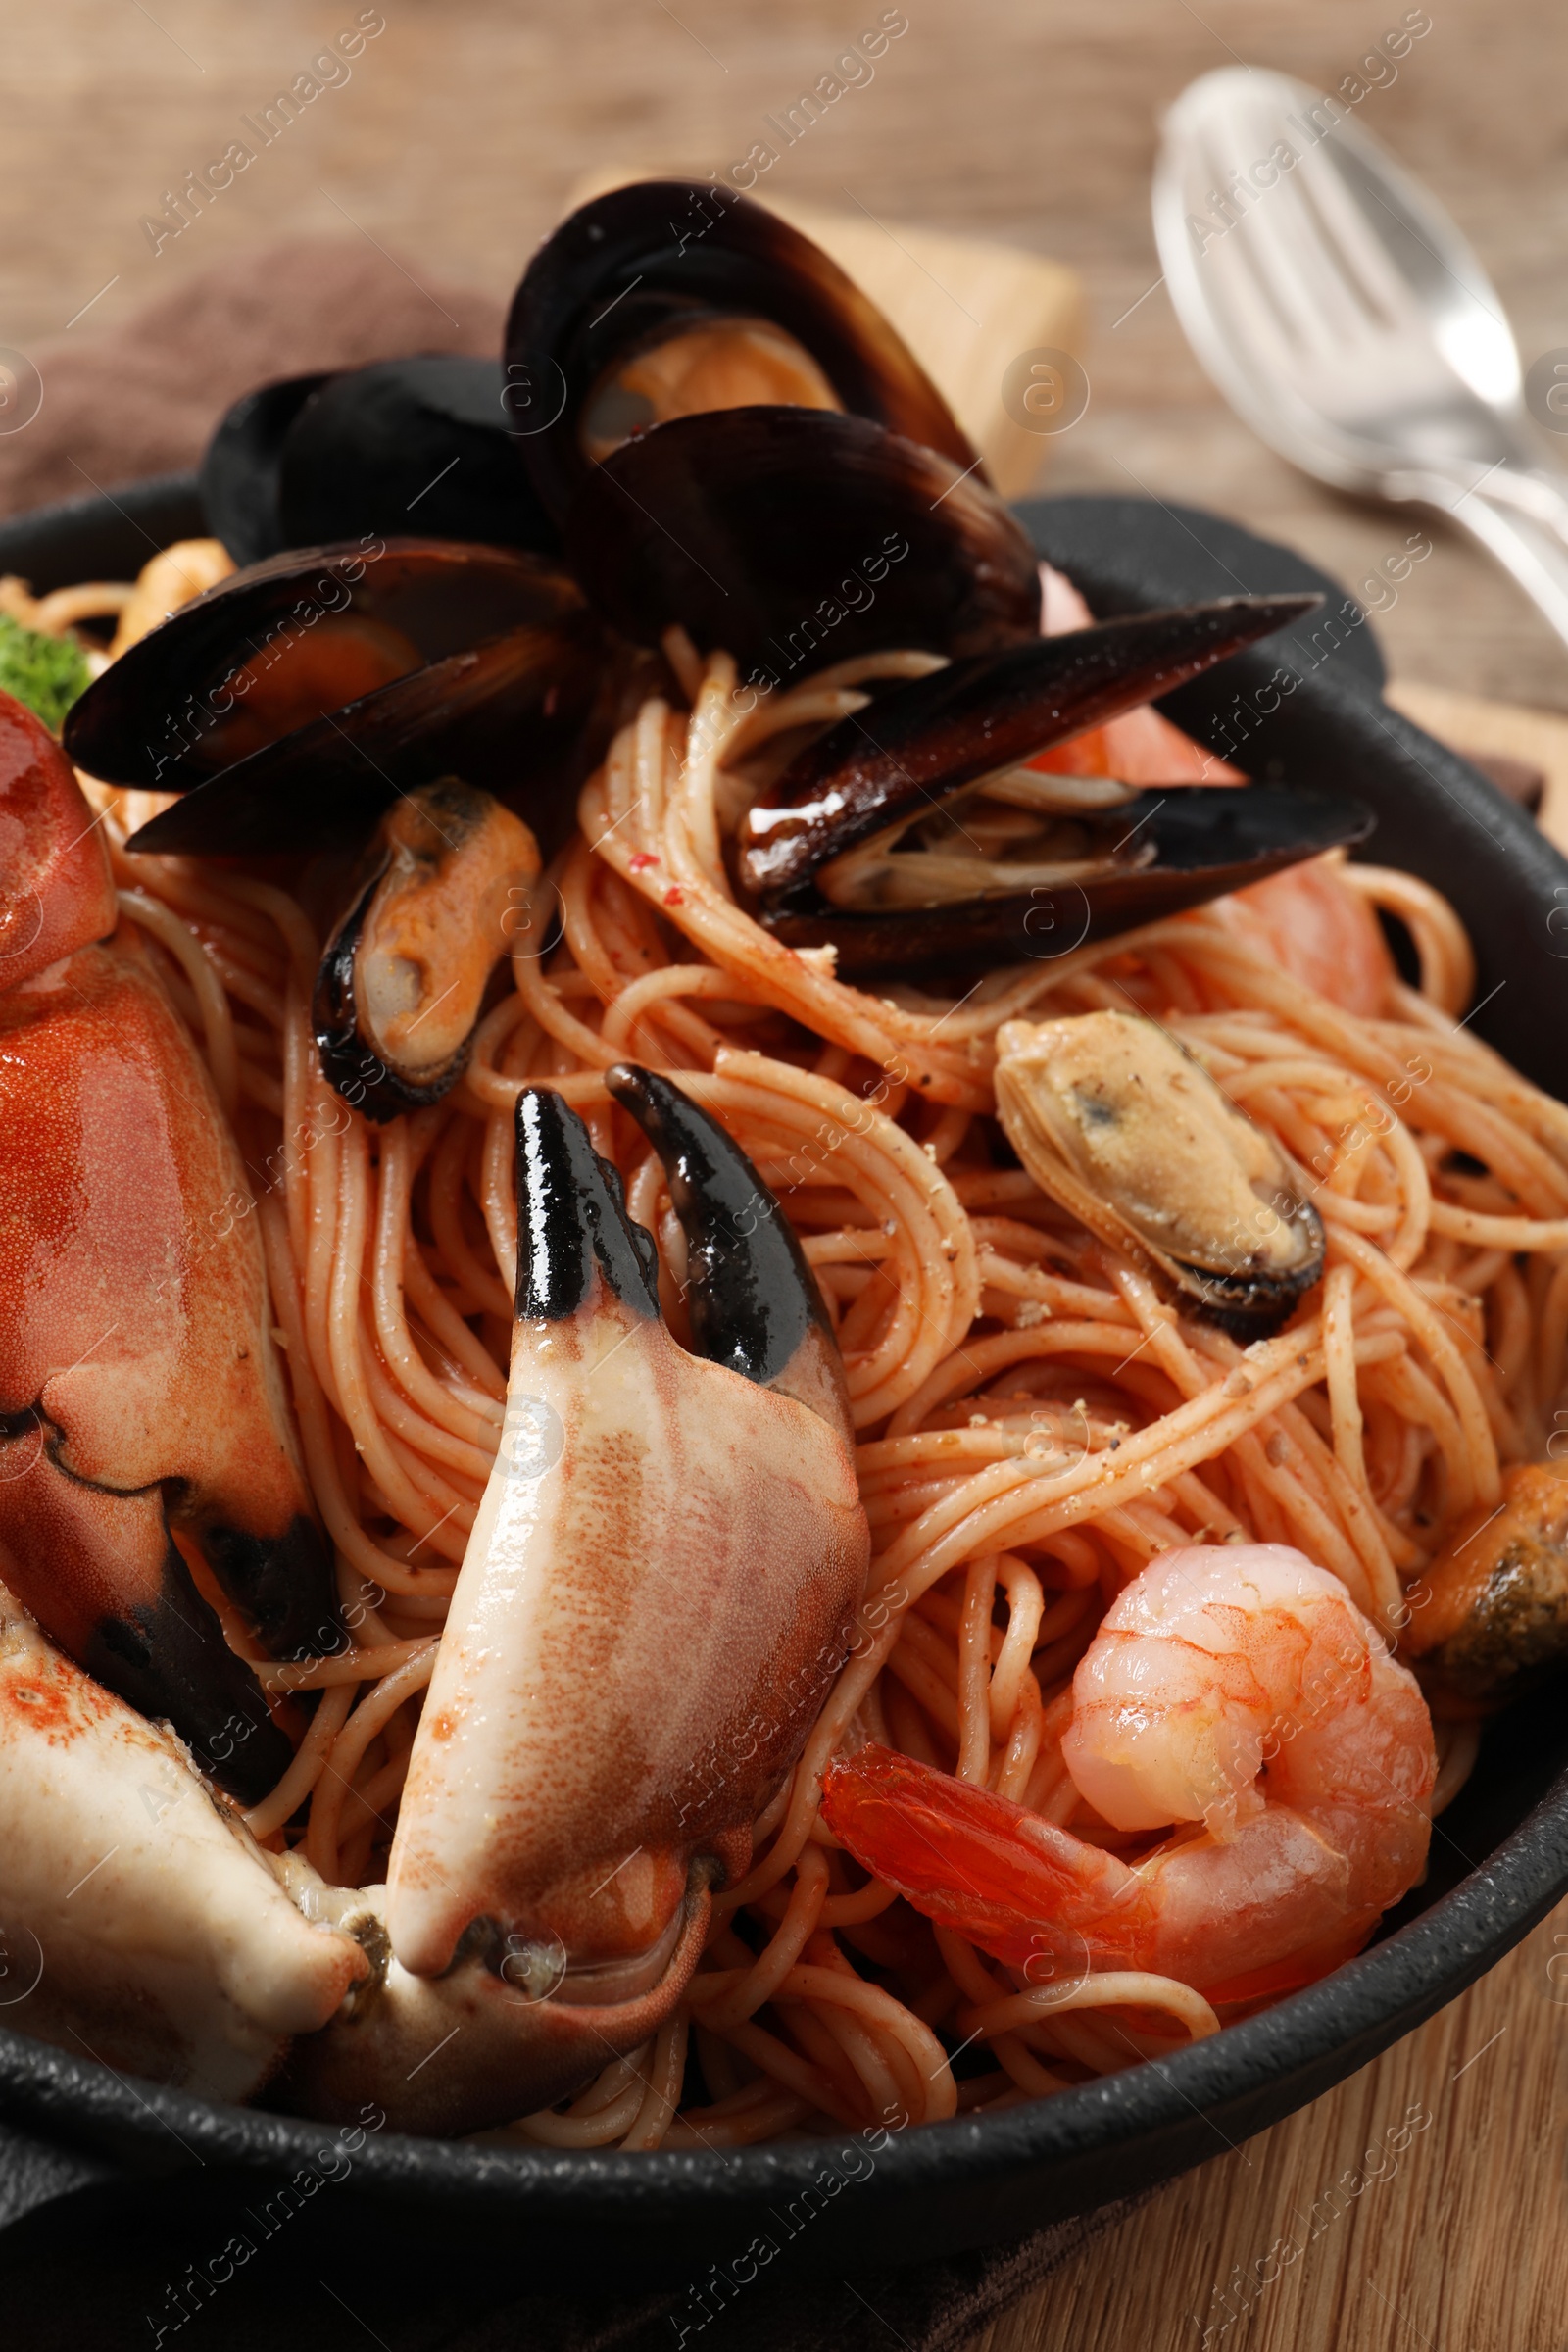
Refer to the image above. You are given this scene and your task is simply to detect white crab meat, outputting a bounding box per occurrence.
[0,1583,365,2099]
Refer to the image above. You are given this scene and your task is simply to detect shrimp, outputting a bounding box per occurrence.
[822,1546,1436,2004]
[1035,562,1246,787]
[1207,854,1396,1016]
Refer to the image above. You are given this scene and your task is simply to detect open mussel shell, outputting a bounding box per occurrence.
[565,407,1041,677]
[508,178,976,524]
[757,782,1375,976]
[314,777,541,1119]
[995,1008,1326,1335]
[740,595,1323,896]
[64,538,607,857]
[128,624,603,859]
[200,370,331,568]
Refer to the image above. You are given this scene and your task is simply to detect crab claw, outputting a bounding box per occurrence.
[0,1572,719,2133]
[0,1578,365,2098]
[602,1059,852,1438]
[382,1074,867,2125]
[0,692,338,1801]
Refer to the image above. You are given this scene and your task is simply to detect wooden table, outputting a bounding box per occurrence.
[6,3,1568,2343]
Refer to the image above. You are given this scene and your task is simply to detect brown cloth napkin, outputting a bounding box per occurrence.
[0,248,1140,2349]
[0,239,500,518]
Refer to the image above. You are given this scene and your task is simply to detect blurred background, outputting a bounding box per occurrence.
[3,0,1565,701]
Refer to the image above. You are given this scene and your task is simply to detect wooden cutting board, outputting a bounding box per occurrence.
[1389,678,1568,854]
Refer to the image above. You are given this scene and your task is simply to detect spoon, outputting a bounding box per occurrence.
[1152,68,1568,652]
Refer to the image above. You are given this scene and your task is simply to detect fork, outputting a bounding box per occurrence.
[1153,69,1568,652]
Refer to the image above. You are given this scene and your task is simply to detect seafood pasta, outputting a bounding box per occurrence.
[12,586,1549,2144]
[1,182,1564,2149]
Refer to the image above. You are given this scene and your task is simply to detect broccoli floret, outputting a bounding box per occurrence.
[0,612,91,733]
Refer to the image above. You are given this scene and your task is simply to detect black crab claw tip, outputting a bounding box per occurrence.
[604,1063,842,1418]
[84,1563,295,1806]
[202,1512,344,1668]
[514,1087,660,1321]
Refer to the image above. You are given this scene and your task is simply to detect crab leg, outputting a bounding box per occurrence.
[0,1578,364,2098]
[381,1073,868,2125]
[277,1865,716,2132]
[0,694,338,1799]
[0,1575,632,2132]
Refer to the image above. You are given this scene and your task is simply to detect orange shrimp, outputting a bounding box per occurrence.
[1035,562,1246,787]
[1207,854,1396,1015]
[823,1546,1435,2004]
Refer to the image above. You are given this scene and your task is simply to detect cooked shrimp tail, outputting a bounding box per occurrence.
[824,1546,1436,2003]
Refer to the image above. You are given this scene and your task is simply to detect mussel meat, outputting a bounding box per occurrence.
[1404,1463,1568,1698]
[64,537,606,858]
[994,1008,1325,1332]
[508,179,976,524]
[565,406,1041,678]
[314,777,541,1120]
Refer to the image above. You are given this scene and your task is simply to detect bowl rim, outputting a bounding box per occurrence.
[3,476,1567,2222]
[3,1746,1564,2211]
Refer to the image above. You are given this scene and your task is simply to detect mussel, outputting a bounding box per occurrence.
[66,537,607,1117]
[314,777,541,1120]
[200,371,330,569]
[508,179,976,525]
[202,360,560,569]
[994,1008,1325,1333]
[757,785,1372,975]
[63,537,606,858]
[1404,1463,1568,1698]
[732,594,1371,973]
[740,596,1321,892]
[565,406,1041,678]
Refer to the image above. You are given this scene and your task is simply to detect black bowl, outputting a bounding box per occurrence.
[3,479,1567,2286]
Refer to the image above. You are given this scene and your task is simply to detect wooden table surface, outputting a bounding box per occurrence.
[6,4,1568,2345]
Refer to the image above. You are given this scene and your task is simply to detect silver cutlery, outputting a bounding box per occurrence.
[1153,68,1568,652]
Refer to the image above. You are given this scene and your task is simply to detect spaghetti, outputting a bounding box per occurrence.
[50,547,1568,2148]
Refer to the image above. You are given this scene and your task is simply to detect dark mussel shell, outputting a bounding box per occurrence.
[508,178,976,525]
[202,361,559,569]
[739,596,1323,894]
[64,538,607,858]
[200,371,331,568]
[276,358,559,560]
[565,407,1041,680]
[759,783,1375,976]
